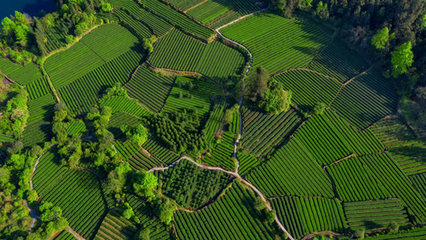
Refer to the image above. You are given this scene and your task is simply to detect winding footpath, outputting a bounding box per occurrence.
[150,11,295,240]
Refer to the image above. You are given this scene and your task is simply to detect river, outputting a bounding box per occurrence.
[0,0,56,20]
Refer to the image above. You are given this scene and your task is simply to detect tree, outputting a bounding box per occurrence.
[371,27,390,50]
[353,228,365,239]
[416,87,426,100]
[135,228,151,240]
[245,67,270,103]
[387,222,399,234]
[254,196,267,211]
[133,171,158,201]
[265,209,276,223]
[313,102,327,115]
[391,42,414,77]
[143,36,157,53]
[157,199,175,225]
[263,88,292,114]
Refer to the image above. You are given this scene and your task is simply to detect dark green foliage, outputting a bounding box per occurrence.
[148,111,208,156]
[159,160,232,209]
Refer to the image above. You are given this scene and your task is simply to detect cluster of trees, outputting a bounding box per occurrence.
[51,103,86,168]
[0,85,29,139]
[142,36,157,54]
[0,12,36,64]
[35,0,112,56]
[244,67,292,114]
[253,196,277,224]
[27,202,69,240]
[148,111,209,156]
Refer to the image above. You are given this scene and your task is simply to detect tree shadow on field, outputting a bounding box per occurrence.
[42,103,55,121]
[242,193,265,222]
[362,220,382,230]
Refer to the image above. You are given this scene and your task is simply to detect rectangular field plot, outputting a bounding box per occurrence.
[32,148,108,240]
[332,68,397,129]
[113,9,153,39]
[203,131,236,171]
[100,96,151,119]
[159,159,233,209]
[27,93,56,124]
[45,24,140,89]
[174,181,280,240]
[126,194,171,239]
[22,120,53,147]
[187,0,230,23]
[327,157,391,202]
[80,24,140,62]
[169,0,205,11]
[220,13,330,75]
[309,38,369,83]
[370,117,417,148]
[115,140,163,170]
[241,107,302,157]
[163,76,222,117]
[411,173,426,200]
[149,29,246,82]
[271,196,346,239]
[143,0,214,40]
[389,139,426,176]
[111,0,173,36]
[58,48,144,115]
[45,41,104,89]
[26,77,51,100]
[6,62,42,85]
[359,153,426,224]
[293,109,384,165]
[125,65,175,113]
[94,209,138,240]
[247,139,334,198]
[273,69,342,110]
[344,199,409,231]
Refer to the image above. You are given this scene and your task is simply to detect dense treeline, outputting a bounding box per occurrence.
[270,0,426,130]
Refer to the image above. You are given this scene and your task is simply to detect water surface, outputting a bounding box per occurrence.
[1,0,56,20]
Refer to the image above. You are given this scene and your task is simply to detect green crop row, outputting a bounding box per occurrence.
[58,47,144,115]
[241,107,302,157]
[125,65,175,113]
[271,196,346,239]
[248,139,334,198]
[114,9,153,39]
[203,131,235,171]
[309,38,369,83]
[174,181,278,239]
[273,70,342,110]
[332,68,397,129]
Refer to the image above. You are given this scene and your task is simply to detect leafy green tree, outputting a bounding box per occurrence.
[313,102,327,115]
[391,42,414,77]
[263,88,292,114]
[353,228,365,239]
[143,36,157,53]
[224,109,233,125]
[265,209,276,223]
[157,199,175,225]
[135,228,151,240]
[371,27,390,50]
[245,67,270,103]
[133,171,158,201]
[27,190,38,203]
[254,196,267,211]
[387,222,399,234]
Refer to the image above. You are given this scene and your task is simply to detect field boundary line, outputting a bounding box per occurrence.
[184,0,209,13]
[343,64,374,86]
[0,71,19,85]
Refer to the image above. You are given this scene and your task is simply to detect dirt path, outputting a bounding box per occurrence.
[184,0,209,13]
[213,10,294,240]
[148,156,294,240]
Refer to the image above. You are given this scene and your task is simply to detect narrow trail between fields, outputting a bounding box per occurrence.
[148,156,294,240]
[212,9,294,240]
